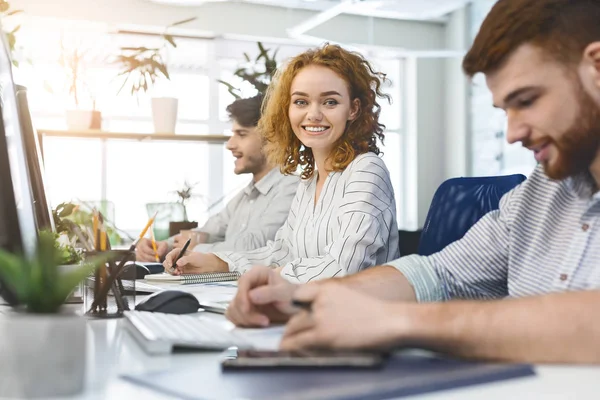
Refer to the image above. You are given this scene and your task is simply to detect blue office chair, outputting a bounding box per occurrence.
[418,174,526,256]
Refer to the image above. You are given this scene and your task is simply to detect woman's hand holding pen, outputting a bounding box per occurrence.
[163,248,229,275]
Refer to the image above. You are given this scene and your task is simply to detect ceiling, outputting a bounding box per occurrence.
[147,0,473,21]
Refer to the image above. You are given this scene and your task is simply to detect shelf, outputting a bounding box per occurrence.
[36,129,230,143]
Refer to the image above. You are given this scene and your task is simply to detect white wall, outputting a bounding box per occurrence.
[402,6,469,229]
[416,58,445,226]
[403,57,446,229]
[444,7,469,179]
[13,0,446,50]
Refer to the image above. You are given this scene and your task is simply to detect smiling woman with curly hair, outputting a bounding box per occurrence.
[261,43,388,179]
[164,44,400,283]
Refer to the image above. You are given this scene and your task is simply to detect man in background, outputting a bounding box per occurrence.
[136,94,299,261]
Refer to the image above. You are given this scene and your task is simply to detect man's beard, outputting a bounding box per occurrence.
[525,81,600,180]
[235,153,267,175]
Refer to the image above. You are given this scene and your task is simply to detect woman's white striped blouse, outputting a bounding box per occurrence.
[213,152,400,283]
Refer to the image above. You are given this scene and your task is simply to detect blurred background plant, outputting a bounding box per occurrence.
[171,180,204,222]
[53,232,83,265]
[218,41,278,99]
[43,40,96,110]
[0,0,23,67]
[52,201,129,249]
[113,17,196,99]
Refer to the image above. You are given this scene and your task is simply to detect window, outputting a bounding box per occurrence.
[105,140,212,231]
[18,18,224,235]
[371,58,405,225]
[43,137,103,206]
[20,17,408,235]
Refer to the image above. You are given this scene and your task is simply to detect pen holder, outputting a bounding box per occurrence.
[82,250,136,319]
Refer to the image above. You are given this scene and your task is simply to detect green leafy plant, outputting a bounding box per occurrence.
[52,202,78,235]
[52,202,125,248]
[0,231,109,313]
[218,41,278,99]
[0,0,23,67]
[53,233,83,265]
[113,17,196,98]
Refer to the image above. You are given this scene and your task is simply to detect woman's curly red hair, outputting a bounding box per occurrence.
[259,43,390,179]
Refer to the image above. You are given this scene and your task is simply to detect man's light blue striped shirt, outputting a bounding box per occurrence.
[388,165,600,302]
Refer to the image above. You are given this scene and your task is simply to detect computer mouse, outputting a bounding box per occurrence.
[132,264,150,279]
[135,290,201,314]
[125,263,165,279]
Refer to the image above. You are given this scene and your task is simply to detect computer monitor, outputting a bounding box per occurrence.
[16,85,55,232]
[0,27,38,303]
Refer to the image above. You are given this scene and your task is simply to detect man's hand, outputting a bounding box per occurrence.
[226,266,299,327]
[280,283,403,351]
[135,238,169,262]
[163,248,228,274]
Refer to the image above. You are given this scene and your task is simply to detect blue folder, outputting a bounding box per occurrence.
[121,353,535,400]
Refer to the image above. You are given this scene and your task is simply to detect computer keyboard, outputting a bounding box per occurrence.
[124,310,254,355]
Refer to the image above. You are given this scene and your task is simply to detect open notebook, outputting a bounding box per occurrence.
[144,271,241,285]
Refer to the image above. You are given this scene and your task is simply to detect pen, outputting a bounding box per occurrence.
[150,224,159,262]
[171,238,192,272]
[291,299,312,312]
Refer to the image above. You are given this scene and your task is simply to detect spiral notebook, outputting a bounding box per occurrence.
[144,272,241,285]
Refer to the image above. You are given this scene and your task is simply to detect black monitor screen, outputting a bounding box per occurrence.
[16,85,54,232]
[0,28,37,259]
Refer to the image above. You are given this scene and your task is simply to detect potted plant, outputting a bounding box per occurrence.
[53,201,126,250]
[0,0,24,67]
[113,17,196,134]
[218,41,279,99]
[55,231,84,265]
[0,231,108,398]
[44,41,100,130]
[168,180,202,236]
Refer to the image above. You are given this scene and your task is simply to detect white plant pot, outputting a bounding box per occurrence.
[0,312,87,398]
[151,97,178,134]
[66,109,94,131]
[60,263,85,303]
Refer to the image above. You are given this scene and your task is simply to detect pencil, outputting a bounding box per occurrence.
[129,211,159,250]
[92,210,100,312]
[137,211,158,240]
[150,224,159,262]
[92,210,99,250]
[100,223,107,252]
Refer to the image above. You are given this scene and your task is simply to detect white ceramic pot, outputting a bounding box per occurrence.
[66,109,94,131]
[0,311,87,398]
[60,263,85,303]
[151,97,178,134]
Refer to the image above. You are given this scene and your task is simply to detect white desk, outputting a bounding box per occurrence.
[42,285,600,399]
